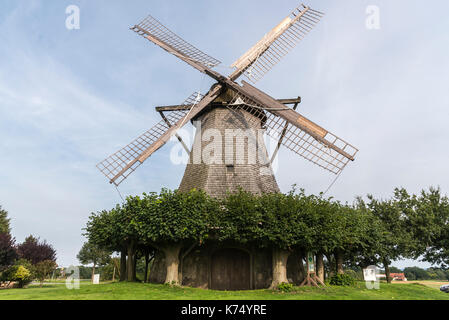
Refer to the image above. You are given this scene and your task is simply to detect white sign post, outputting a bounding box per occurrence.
[93,274,100,284]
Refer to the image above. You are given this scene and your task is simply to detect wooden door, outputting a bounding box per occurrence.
[210,248,250,290]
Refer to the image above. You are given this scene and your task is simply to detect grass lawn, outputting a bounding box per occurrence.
[0,281,448,300]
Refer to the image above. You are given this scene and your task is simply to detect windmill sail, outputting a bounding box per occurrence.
[226,83,358,175]
[131,15,221,69]
[97,107,189,186]
[230,5,324,83]
[97,88,222,186]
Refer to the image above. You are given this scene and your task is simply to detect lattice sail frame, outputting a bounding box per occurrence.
[231,5,324,84]
[97,92,204,185]
[131,15,221,68]
[227,92,358,175]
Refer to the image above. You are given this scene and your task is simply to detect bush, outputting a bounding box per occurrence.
[277,282,294,292]
[34,260,57,286]
[329,273,356,286]
[1,265,33,288]
[344,269,364,281]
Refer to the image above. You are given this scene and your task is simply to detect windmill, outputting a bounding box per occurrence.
[97,3,358,199]
[96,3,359,290]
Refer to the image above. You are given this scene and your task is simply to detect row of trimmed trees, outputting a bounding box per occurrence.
[84,187,449,287]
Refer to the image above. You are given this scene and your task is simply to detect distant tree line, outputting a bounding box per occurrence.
[402,266,449,281]
[83,186,449,287]
[0,206,57,288]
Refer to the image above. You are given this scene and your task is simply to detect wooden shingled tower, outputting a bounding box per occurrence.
[97,3,358,290]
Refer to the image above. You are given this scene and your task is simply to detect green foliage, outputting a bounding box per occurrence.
[77,242,111,268]
[0,206,10,234]
[389,266,402,273]
[276,282,294,292]
[138,189,221,244]
[414,188,449,268]
[329,273,356,286]
[403,266,439,281]
[34,260,57,285]
[259,191,309,250]
[0,233,17,271]
[83,185,449,282]
[344,269,364,281]
[85,207,125,253]
[218,189,263,244]
[78,265,94,279]
[1,264,32,288]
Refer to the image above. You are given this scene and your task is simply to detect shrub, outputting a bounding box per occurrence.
[1,265,33,288]
[329,273,356,286]
[17,235,56,265]
[34,260,57,287]
[344,269,364,281]
[277,282,294,292]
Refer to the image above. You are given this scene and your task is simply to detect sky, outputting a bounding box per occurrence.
[0,0,448,269]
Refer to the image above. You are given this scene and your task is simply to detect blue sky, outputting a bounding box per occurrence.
[1,0,448,269]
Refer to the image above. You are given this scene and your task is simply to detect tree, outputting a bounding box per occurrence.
[1,264,32,288]
[34,260,57,287]
[0,233,17,272]
[389,266,402,273]
[218,189,263,245]
[411,188,449,268]
[258,191,312,288]
[85,207,128,281]
[0,206,10,234]
[77,242,111,281]
[325,203,370,275]
[307,194,341,278]
[138,189,220,285]
[364,195,410,283]
[17,235,56,265]
[404,266,430,280]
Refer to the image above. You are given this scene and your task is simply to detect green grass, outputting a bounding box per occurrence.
[0,281,448,300]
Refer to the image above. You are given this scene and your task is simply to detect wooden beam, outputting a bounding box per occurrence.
[270,98,300,164]
[155,97,301,113]
[109,84,223,184]
[237,80,355,161]
[159,111,191,154]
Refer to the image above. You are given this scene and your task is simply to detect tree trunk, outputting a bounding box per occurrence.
[384,260,391,284]
[133,253,138,282]
[316,252,324,283]
[163,244,182,285]
[144,251,150,283]
[335,249,344,274]
[127,240,136,282]
[120,247,127,282]
[91,263,96,282]
[269,247,290,289]
[325,253,334,278]
[298,252,305,283]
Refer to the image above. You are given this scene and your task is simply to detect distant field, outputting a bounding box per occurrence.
[0,281,448,300]
[391,280,449,290]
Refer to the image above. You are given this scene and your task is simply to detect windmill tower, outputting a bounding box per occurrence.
[97,4,358,290]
